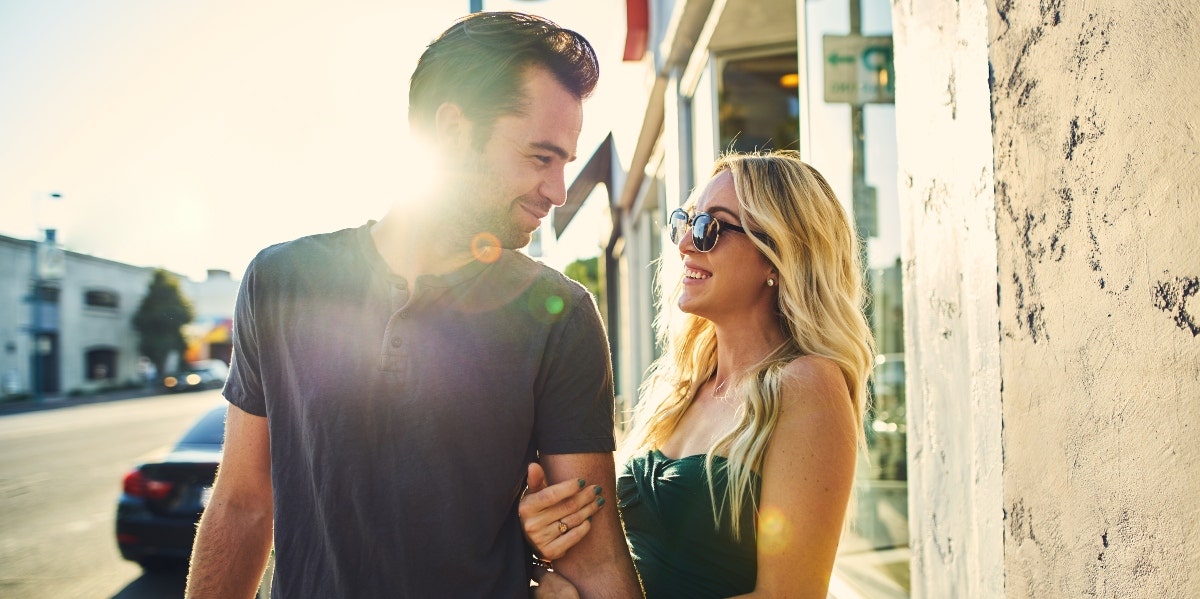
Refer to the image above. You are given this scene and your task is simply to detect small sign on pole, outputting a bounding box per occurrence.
[37,242,65,280]
[822,35,895,105]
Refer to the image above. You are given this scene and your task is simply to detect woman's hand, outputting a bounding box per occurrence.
[519,462,607,560]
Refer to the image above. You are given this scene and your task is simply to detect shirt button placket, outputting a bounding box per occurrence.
[380,308,409,371]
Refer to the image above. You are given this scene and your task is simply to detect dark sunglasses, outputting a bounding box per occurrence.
[668,208,766,252]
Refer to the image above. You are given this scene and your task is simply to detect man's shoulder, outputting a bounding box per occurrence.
[492,251,599,316]
[498,251,590,298]
[249,223,371,277]
[459,251,598,326]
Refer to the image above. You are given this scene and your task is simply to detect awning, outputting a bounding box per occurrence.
[554,133,614,237]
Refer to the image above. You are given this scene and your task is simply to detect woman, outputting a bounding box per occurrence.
[521,149,876,598]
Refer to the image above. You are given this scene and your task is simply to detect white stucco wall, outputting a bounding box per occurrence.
[893,0,1200,595]
[891,0,1004,596]
[991,0,1200,596]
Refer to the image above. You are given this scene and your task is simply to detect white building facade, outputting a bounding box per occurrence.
[1,232,163,397]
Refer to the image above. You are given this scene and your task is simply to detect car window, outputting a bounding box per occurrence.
[177,406,227,446]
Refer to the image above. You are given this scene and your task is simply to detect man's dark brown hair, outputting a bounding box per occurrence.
[408,11,600,147]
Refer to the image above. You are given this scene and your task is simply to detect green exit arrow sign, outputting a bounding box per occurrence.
[822,34,895,105]
[827,53,856,66]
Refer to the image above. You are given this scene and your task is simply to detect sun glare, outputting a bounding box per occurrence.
[1,1,634,280]
[758,505,794,555]
[388,133,442,213]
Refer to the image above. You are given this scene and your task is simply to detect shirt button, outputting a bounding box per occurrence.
[390,337,402,348]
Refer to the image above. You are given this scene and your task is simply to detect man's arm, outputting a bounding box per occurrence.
[539,452,643,599]
[186,404,274,599]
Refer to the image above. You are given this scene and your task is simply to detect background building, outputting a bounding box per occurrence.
[2,232,160,396]
[556,0,1200,596]
[0,233,237,399]
[180,269,240,366]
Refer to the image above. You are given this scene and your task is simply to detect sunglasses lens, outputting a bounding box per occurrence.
[692,213,718,251]
[667,209,725,251]
[668,209,689,244]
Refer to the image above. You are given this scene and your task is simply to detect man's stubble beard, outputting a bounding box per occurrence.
[448,156,532,251]
[438,193,530,252]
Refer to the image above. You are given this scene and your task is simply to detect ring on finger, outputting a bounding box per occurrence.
[556,520,569,535]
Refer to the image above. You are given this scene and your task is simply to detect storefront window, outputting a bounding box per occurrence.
[801,0,908,595]
[717,50,800,153]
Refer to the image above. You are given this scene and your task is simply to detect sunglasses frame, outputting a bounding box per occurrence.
[668,208,761,252]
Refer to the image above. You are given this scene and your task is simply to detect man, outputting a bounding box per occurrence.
[186,12,642,598]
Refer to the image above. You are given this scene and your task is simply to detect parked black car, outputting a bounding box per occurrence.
[116,403,226,570]
[162,359,229,393]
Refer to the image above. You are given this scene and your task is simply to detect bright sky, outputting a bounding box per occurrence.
[0,0,635,281]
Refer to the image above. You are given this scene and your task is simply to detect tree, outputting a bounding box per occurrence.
[564,256,609,323]
[132,269,195,376]
[563,256,601,300]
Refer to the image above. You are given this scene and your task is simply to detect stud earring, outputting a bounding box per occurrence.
[766,278,776,287]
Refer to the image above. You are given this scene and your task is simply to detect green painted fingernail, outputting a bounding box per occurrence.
[597,497,605,506]
[578,478,586,488]
[593,485,602,495]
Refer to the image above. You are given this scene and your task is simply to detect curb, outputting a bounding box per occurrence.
[0,388,161,416]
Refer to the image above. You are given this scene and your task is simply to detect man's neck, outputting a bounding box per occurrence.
[370,209,475,283]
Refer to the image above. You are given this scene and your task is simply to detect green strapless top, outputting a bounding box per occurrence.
[617,449,760,599]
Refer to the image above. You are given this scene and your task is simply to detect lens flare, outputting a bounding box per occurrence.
[758,506,793,555]
[471,232,502,263]
[526,288,567,324]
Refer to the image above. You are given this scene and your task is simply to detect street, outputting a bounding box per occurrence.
[0,391,225,598]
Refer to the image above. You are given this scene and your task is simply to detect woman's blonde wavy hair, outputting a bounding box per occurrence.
[625,149,875,539]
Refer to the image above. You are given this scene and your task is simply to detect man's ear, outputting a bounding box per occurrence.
[433,102,472,149]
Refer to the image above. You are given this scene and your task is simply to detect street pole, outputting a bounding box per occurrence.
[29,235,40,403]
[28,192,63,402]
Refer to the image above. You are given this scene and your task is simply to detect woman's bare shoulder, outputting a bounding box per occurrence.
[773,355,856,442]
[780,355,851,405]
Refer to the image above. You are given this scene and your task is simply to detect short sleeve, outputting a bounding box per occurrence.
[223,257,267,417]
[534,289,616,455]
